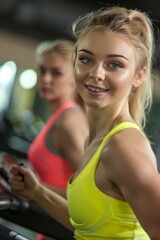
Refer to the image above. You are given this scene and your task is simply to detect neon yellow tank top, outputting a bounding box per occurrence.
[67,122,150,240]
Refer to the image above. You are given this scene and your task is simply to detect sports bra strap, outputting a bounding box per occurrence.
[96,122,142,155]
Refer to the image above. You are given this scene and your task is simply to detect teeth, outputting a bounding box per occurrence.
[87,86,105,92]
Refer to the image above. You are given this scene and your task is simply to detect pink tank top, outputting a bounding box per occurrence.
[28,101,78,189]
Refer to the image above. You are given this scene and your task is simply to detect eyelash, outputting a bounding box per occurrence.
[79,57,94,64]
[108,62,122,69]
[78,56,123,70]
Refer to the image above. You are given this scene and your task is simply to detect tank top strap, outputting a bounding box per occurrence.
[46,101,78,127]
[53,101,78,119]
[95,122,142,156]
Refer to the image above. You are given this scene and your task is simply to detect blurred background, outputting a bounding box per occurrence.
[0,0,160,239]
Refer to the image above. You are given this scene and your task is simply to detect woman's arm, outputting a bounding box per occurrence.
[54,108,88,170]
[106,129,160,239]
[8,164,74,231]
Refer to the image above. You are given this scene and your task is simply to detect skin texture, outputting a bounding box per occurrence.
[8,31,160,239]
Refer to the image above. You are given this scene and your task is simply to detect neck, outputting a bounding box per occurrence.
[87,103,132,143]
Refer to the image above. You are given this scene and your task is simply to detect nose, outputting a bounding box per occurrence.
[89,64,105,82]
[40,72,52,83]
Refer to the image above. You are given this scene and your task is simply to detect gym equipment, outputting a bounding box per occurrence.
[0,170,74,240]
[0,224,30,240]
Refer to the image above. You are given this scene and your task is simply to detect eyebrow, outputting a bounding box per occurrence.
[79,49,94,55]
[107,54,129,61]
[78,49,129,61]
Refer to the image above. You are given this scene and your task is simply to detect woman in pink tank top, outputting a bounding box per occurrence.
[3,39,88,240]
[29,40,88,240]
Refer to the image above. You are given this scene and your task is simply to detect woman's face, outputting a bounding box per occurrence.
[37,51,74,102]
[74,31,144,109]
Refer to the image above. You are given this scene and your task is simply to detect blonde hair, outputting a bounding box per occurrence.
[36,39,86,112]
[72,6,154,128]
[36,39,75,60]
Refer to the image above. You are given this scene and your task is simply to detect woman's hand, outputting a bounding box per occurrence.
[8,164,73,231]
[8,164,41,202]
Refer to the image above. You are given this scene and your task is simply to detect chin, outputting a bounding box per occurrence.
[40,93,51,101]
[86,101,102,109]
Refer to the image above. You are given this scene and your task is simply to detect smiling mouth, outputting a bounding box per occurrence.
[85,84,109,93]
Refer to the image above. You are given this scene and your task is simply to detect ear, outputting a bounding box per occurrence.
[132,67,147,87]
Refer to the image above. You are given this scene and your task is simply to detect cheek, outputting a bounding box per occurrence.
[111,71,133,88]
[74,64,86,82]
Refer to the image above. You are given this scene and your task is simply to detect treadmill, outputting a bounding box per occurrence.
[0,170,74,240]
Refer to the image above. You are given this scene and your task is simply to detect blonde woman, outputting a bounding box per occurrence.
[9,6,160,239]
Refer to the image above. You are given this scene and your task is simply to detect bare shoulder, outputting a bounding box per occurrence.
[57,107,88,130]
[54,107,88,168]
[102,127,157,183]
[108,127,156,164]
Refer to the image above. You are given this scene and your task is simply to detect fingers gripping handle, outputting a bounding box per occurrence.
[18,162,25,180]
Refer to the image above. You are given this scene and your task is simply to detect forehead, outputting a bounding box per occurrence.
[38,51,66,63]
[77,31,135,60]
[37,51,72,69]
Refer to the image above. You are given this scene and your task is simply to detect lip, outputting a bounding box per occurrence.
[40,86,50,93]
[85,84,110,96]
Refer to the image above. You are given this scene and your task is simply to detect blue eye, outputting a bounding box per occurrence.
[108,62,122,69]
[79,57,94,64]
